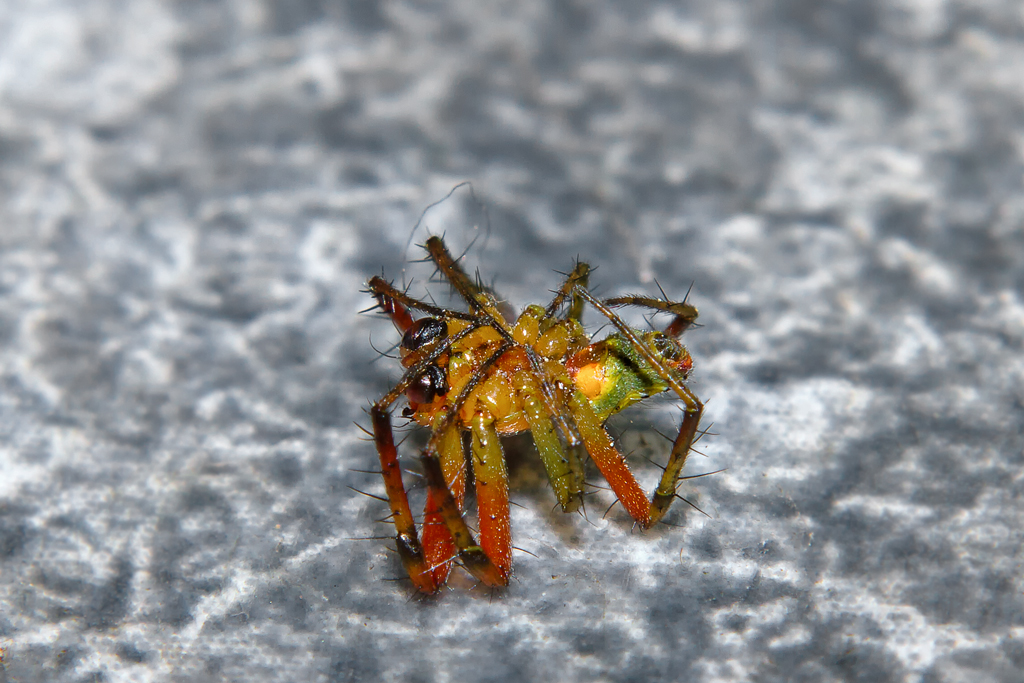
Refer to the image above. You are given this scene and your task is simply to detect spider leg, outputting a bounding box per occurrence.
[566,389,652,526]
[544,260,591,320]
[415,340,515,588]
[518,344,583,449]
[516,262,595,450]
[367,275,477,330]
[418,435,510,588]
[368,323,485,593]
[648,386,702,523]
[424,236,513,324]
[602,295,698,338]
[575,287,704,527]
[419,421,467,588]
[370,406,439,593]
[469,415,512,584]
[514,368,584,512]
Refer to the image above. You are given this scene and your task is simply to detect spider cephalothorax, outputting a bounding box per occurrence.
[366,235,704,593]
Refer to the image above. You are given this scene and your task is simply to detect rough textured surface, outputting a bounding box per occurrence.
[2,1,1023,681]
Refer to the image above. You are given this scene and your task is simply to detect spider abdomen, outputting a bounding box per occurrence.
[567,332,693,421]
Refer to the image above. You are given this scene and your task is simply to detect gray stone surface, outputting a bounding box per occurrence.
[2,0,1023,681]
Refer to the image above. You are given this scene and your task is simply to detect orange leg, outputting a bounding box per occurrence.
[419,421,467,587]
[566,389,653,527]
[419,442,510,588]
[470,415,511,584]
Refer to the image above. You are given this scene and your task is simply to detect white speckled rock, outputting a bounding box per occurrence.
[2,1,1023,681]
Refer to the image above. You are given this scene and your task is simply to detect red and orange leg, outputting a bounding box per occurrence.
[416,427,510,588]
[469,415,511,584]
[369,406,438,593]
[415,342,516,589]
[419,421,467,587]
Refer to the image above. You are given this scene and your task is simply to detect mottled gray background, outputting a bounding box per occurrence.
[1,0,1023,681]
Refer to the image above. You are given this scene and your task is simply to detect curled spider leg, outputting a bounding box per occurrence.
[519,343,583,449]
[417,453,508,587]
[511,285,589,451]
[512,261,597,450]
[573,287,705,528]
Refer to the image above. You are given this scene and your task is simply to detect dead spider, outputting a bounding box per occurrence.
[365,235,704,594]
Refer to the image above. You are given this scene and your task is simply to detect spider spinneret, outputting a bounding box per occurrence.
[365,235,704,593]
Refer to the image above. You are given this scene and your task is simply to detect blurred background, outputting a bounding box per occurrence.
[1,0,1023,681]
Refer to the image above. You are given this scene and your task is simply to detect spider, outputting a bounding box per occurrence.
[365,235,704,593]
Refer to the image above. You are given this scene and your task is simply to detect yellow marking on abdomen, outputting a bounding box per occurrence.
[574,362,609,400]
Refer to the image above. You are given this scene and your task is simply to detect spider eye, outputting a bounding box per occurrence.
[405,364,448,405]
[650,333,682,361]
[401,318,447,350]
